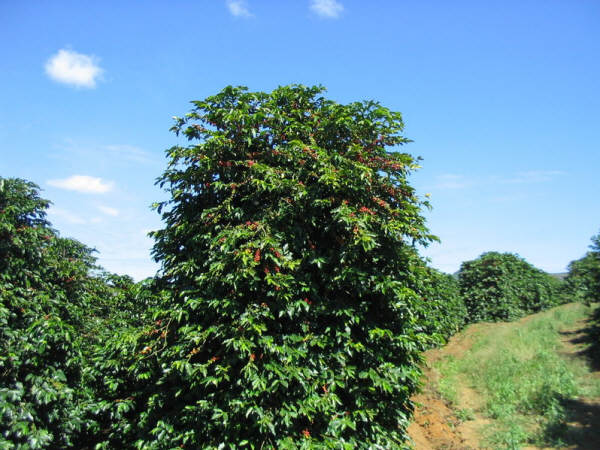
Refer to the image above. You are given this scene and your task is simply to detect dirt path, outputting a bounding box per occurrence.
[407,311,600,449]
[407,324,489,449]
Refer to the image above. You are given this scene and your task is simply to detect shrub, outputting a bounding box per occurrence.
[564,230,600,305]
[97,85,437,448]
[0,177,153,448]
[0,177,98,447]
[458,252,562,322]
[413,267,467,345]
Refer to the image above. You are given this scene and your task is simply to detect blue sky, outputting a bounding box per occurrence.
[1,0,598,279]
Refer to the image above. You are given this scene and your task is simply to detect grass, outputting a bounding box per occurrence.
[435,302,600,449]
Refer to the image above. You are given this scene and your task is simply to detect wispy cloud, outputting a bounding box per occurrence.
[50,140,158,167]
[89,226,161,280]
[47,175,114,194]
[45,49,103,88]
[502,170,565,184]
[310,0,344,18]
[430,170,565,191]
[226,0,252,17]
[432,174,473,190]
[98,205,119,217]
[104,144,158,165]
[48,207,87,225]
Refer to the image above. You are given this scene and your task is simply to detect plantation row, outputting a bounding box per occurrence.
[1,85,599,449]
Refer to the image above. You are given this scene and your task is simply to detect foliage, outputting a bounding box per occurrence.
[413,267,467,346]
[458,252,563,322]
[94,85,437,448]
[564,230,600,304]
[0,177,157,448]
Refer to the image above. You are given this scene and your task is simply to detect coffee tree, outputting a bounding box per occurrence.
[0,178,99,448]
[564,230,600,304]
[0,177,154,448]
[103,85,436,448]
[458,252,562,322]
[413,267,467,345]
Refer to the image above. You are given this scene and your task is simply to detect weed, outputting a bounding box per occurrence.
[455,408,475,422]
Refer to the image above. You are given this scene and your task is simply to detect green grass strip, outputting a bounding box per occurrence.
[436,302,599,449]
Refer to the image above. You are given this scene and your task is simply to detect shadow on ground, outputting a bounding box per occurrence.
[543,305,600,449]
[560,305,600,371]
[542,397,600,449]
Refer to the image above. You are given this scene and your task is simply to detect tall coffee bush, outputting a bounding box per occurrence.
[458,252,562,322]
[101,85,437,448]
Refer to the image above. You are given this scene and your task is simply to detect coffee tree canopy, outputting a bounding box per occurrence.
[115,85,436,448]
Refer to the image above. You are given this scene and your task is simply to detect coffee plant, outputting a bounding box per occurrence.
[93,85,438,448]
[458,252,563,322]
[413,267,467,345]
[0,177,157,448]
[564,230,600,305]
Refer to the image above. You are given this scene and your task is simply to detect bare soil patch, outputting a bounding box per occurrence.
[407,325,486,449]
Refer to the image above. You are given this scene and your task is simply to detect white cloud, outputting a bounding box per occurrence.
[310,0,344,18]
[47,175,114,194]
[98,205,119,217]
[45,49,103,88]
[226,0,252,17]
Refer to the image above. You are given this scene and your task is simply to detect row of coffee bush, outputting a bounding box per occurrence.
[422,231,600,344]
